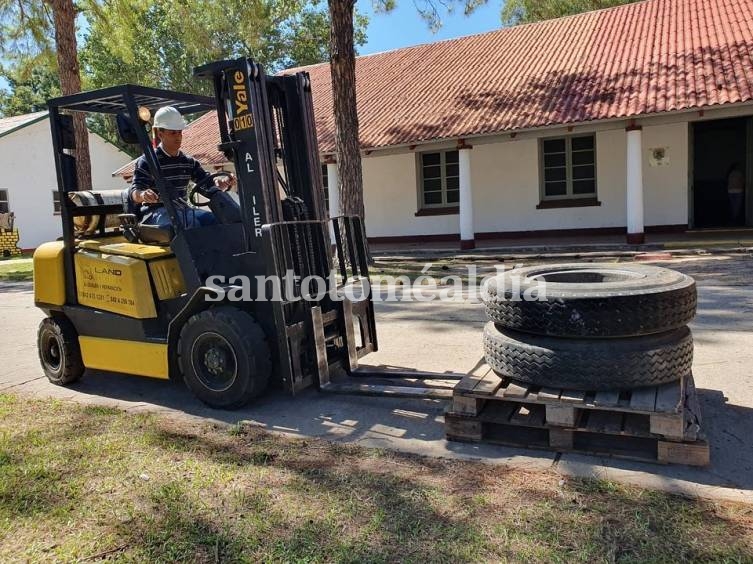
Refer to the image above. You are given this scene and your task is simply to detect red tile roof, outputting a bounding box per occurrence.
[116,0,753,175]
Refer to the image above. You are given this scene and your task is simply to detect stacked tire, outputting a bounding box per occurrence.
[481,263,697,390]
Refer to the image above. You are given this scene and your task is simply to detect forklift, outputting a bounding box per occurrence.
[34,57,385,409]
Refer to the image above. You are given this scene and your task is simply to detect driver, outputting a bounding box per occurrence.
[129,106,235,228]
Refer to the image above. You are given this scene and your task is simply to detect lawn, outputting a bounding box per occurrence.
[0,258,32,281]
[0,252,32,261]
[0,394,751,562]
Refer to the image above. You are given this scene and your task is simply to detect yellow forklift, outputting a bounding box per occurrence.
[34,58,381,409]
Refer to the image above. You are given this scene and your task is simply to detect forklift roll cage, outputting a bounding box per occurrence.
[46,58,377,395]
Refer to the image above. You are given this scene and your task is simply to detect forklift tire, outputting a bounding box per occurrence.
[483,263,696,338]
[483,322,693,390]
[178,307,271,409]
[37,317,85,386]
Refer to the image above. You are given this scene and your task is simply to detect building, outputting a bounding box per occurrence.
[122,0,753,247]
[0,111,131,249]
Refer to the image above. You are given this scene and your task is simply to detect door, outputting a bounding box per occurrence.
[692,117,749,228]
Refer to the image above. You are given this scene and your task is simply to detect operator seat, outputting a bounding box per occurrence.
[119,190,174,246]
[137,223,174,245]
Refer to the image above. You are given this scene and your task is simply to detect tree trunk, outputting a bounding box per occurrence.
[48,0,92,191]
[327,0,364,218]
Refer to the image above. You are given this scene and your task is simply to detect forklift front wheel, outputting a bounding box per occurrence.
[178,307,271,409]
[37,317,85,386]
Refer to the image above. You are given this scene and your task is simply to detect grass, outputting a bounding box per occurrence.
[0,251,31,261]
[0,258,32,281]
[0,394,751,562]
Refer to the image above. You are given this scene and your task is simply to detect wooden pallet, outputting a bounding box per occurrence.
[446,367,709,466]
[453,364,691,440]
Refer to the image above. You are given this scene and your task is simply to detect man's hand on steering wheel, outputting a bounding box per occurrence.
[215,172,236,191]
[190,171,235,207]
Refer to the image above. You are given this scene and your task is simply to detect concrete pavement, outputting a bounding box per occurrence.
[1,253,752,504]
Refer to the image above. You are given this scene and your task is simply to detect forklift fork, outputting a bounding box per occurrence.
[263,215,378,394]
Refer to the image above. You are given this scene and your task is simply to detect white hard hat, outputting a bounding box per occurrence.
[153,106,186,130]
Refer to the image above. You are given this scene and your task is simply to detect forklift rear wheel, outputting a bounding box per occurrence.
[37,317,85,385]
[178,307,271,409]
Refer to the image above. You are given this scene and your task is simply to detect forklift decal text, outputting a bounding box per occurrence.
[252,195,262,237]
[232,71,254,132]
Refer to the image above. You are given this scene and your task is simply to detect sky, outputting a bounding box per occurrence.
[356,0,505,55]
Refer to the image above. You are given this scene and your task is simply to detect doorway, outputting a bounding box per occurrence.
[692,117,750,228]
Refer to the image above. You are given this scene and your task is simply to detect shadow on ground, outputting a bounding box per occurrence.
[61,365,753,495]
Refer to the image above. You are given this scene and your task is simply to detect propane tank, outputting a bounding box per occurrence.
[68,190,123,235]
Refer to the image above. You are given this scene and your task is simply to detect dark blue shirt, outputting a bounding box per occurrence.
[129,145,210,203]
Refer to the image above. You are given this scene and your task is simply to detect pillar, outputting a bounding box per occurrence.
[459,146,475,250]
[626,125,645,244]
[326,162,340,245]
[326,162,340,219]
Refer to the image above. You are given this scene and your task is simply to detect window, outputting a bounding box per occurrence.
[419,150,459,208]
[540,135,596,200]
[52,191,61,214]
[0,190,8,213]
[321,164,329,213]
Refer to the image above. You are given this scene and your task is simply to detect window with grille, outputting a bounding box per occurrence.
[540,135,596,199]
[0,190,8,213]
[419,150,459,208]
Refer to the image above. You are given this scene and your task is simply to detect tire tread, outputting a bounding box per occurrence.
[483,264,697,338]
[37,316,84,385]
[178,307,271,409]
[483,323,693,390]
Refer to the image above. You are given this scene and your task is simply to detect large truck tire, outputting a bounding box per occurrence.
[178,306,271,409]
[482,263,696,338]
[483,322,693,390]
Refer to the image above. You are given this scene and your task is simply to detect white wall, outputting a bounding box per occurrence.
[362,152,458,238]
[642,122,689,226]
[471,130,627,233]
[359,119,697,239]
[0,118,131,249]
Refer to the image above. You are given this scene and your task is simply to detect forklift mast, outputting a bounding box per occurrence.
[194,58,326,253]
[194,58,377,393]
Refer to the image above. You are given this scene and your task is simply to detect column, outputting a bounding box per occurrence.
[326,162,340,219]
[626,125,645,244]
[326,162,340,245]
[459,146,475,250]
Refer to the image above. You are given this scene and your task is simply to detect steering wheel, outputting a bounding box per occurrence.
[189,171,233,207]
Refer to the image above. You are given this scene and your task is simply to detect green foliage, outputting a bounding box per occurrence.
[501,0,639,26]
[74,0,367,148]
[80,0,367,95]
[0,62,60,116]
[0,0,54,62]
[0,0,366,143]
[0,1,60,117]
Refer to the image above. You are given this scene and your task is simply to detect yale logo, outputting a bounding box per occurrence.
[232,71,254,132]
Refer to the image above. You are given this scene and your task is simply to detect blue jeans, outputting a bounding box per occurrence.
[141,205,217,229]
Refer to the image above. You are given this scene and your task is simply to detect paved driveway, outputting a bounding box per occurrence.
[1,253,752,503]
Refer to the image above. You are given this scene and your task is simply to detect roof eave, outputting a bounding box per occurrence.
[0,112,49,141]
[323,99,753,155]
